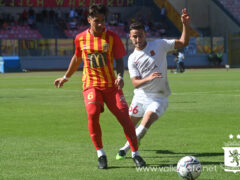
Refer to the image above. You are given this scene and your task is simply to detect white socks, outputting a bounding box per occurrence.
[97,148,106,158]
[98,125,148,158]
[120,124,148,154]
[132,151,139,158]
[136,124,148,140]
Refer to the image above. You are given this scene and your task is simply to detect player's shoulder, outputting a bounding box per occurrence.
[151,38,175,48]
[128,50,137,62]
[152,38,167,44]
[128,52,135,60]
[129,49,138,58]
[106,29,121,39]
[75,29,88,40]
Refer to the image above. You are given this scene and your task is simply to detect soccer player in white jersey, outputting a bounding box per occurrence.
[116,9,190,160]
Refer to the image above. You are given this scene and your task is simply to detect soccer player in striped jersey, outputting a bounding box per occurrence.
[54,4,145,169]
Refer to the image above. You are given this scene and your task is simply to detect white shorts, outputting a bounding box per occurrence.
[129,95,168,118]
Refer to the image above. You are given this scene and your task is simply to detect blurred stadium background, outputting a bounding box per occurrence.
[0,0,240,72]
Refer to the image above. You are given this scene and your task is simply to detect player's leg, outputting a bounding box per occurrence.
[135,98,169,144]
[180,62,184,72]
[83,88,107,169]
[104,88,138,153]
[177,62,180,72]
[118,113,154,158]
[140,111,159,128]
[131,116,142,126]
[117,99,144,159]
[117,116,142,159]
[104,87,146,167]
[118,98,169,159]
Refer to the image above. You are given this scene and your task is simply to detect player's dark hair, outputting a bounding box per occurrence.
[129,22,146,32]
[88,4,108,17]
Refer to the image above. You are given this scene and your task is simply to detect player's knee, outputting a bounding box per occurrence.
[87,102,101,118]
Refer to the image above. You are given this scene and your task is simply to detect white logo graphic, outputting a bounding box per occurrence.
[119,95,127,105]
[222,134,240,173]
[82,45,90,50]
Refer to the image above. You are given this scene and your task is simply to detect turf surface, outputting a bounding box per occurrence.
[0,69,240,180]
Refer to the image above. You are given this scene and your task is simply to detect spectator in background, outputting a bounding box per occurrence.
[69,8,79,29]
[22,9,28,25]
[56,9,63,20]
[82,7,89,25]
[123,21,129,34]
[160,4,166,23]
[28,16,35,29]
[49,8,55,24]
[0,15,4,29]
[41,8,48,23]
[69,17,78,30]
[147,20,154,32]
[176,49,185,73]
[76,8,83,23]
[27,8,36,28]
[56,9,67,30]
[156,22,167,37]
[109,13,121,26]
[28,8,35,19]
[69,8,78,20]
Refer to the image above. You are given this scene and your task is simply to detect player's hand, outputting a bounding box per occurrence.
[54,77,68,88]
[147,72,162,81]
[181,8,190,26]
[115,78,124,90]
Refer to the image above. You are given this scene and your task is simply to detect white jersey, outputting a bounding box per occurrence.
[128,39,175,99]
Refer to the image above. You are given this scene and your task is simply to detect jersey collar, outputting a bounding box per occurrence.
[88,27,107,36]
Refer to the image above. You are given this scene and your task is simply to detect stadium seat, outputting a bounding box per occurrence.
[0,25,42,39]
[218,0,240,21]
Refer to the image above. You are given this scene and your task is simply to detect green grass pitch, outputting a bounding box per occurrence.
[0,69,240,180]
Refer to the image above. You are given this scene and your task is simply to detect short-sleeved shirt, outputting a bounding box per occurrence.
[128,39,175,98]
[75,28,126,90]
[177,52,184,63]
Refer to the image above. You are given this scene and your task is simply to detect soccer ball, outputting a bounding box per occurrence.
[177,156,201,180]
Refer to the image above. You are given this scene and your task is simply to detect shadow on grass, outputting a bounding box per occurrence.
[147,162,222,167]
[142,149,223,167]
[107,166,136,169]
[106,157,139,169]
[143,149,223,157]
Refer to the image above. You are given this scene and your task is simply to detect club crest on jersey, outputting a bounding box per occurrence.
[103,43,109,52]
[82,45,90,50]
[150,50,155,56]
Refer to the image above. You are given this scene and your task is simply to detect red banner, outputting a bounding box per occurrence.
[0,0,135,7]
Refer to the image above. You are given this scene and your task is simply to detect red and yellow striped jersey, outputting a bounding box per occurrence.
[74,28,126,90]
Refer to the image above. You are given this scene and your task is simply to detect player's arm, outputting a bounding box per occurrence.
[174,8,190,49]
[54,55,82,88]
[115,58,124,89]
[131,72,162,88]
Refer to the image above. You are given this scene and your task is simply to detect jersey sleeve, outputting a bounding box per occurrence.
[74,35,82,58]
[112,34,126,59]
[157,39,175,52]
[128,55,140,78]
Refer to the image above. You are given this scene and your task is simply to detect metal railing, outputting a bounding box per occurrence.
[0,37,225,57]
